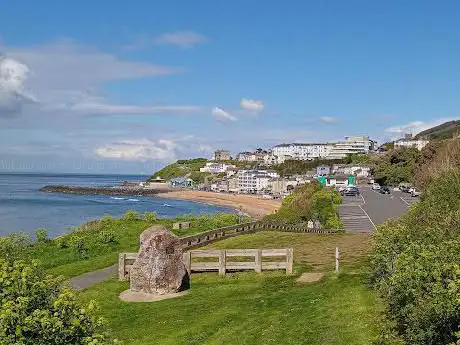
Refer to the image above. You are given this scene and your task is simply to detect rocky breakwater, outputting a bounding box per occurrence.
[40,185,170,196]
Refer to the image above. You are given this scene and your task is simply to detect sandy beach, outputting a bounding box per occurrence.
[158,191,281,219]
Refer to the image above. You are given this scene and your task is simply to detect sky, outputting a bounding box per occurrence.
[1,0,459,174]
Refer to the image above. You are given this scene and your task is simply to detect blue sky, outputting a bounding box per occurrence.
[1,0,459,174]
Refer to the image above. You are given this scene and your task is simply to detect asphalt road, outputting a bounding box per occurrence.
[360,187,413,225]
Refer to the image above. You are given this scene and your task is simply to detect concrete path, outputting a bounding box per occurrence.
[69,264,118,291]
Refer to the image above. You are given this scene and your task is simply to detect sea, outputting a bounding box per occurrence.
[0,173,234,238]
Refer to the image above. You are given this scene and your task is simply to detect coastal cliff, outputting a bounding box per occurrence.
[40,185,170,196]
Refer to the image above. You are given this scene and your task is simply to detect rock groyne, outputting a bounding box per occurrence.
[40,185,170,196]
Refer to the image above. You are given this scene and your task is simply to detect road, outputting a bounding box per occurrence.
[339,186,418,233]
[361,188,410,225]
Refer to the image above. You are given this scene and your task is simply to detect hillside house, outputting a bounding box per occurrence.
[169,177,194,188]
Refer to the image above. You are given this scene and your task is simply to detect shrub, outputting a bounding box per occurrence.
[123,210,138,221]
[0,259,115,344]
[98,230,118,244]
[34,228,48,243]
[144,212,157,223]
[0,232,31,262]
[54,236,69,249]
[370,166,460,344]
[101,214,113,224]
[69,236,89,259]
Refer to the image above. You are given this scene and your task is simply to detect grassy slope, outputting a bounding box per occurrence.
[414,120,460,140]
[148,158,208,181]
[79,232,380,345]
[28,214,243,278]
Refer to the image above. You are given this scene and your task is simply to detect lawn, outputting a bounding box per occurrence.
[5,212,243,278]
[78,232,381,345]
[205,231,370,272]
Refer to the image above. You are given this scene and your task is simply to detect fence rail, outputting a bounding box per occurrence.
[178,221,339,250]
[118,221,340,281]
[119,248,293,280]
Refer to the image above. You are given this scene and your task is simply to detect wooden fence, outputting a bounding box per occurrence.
[177,221,339,250]
[119,248,293,280]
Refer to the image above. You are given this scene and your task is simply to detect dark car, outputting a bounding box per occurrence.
[400,186,410,193]
[341,186,360,196]
[379,186,391,194]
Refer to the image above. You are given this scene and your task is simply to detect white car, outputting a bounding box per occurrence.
[372,183,381,190]
[411,188,421,197]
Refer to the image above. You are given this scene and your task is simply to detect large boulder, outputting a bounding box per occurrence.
[129,226,190,295]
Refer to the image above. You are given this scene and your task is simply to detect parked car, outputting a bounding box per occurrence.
[379,186,391,194]
[399,186,411,193]
[411,188,421,197]
[341,186,360,196]
[372,183,381,190]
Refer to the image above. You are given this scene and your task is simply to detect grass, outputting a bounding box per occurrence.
[7,213,243,278]
[205,232,370,272]
[78,231,380,345]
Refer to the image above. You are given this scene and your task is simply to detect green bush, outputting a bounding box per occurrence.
[69,236,89,259]
[0,259,115,344]
[98,230,118,245]
[370,167,460,344]
[263,183,342,228]
[0,232,31,262]
[54,236,69,249]
[34,228,48,243]
[123,210,138,221]
[144,212,157,223]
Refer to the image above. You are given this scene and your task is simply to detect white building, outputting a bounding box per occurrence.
[237,169,279,194]
[332,165,371,178]
[199,162,235,174]
[272,143,332,160]
[394,139,429,151]
[326,136,375,159]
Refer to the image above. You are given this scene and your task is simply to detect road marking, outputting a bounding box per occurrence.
[360,194,366,205]
[400,196,410,206]
[359,205,377,231]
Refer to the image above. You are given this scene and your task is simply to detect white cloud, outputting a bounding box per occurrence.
[153,31,208,48]
[0,56,37,116]
[0,41,195,119]
[212,107,237,122]
[385,118,458,136]
[49,95,203,116]
[94,139,177,162]
[240,98,264,112]
[319,116,337,124]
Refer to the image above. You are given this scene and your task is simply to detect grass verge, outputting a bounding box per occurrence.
[78,231,379,344]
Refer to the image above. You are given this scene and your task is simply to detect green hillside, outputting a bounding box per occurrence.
[414,120,460,140]
[147,158,210,183]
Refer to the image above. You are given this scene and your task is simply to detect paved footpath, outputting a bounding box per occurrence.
[70,264,118,291]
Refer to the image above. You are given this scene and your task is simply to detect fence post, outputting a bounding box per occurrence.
[255,249,262,273]
[286,248,293,275]
[183,251,192,276]
[335,247,339,273]
[219,250,226,276]
[118,253,126,281]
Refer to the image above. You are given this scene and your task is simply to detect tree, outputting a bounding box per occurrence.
[0,260,115,345]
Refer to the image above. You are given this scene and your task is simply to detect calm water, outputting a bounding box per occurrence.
[0,173,233,237]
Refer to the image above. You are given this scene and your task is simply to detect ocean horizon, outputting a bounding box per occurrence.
[0,172,234,237]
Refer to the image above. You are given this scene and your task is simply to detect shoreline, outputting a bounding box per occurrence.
[157,190,281,220]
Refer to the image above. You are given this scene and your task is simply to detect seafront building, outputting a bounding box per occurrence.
[271,136,377,161]
[237,169,279,194]
[272,143,332,160]
[325,136,376,159]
